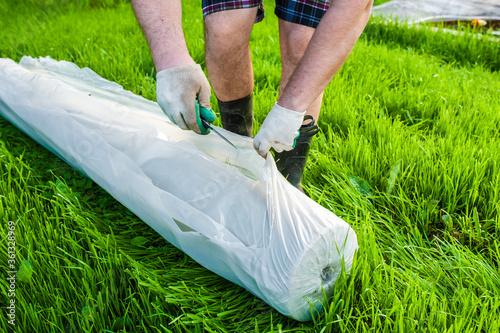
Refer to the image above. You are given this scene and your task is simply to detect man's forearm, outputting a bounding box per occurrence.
[131,0,195,71]
[278,0,373,112]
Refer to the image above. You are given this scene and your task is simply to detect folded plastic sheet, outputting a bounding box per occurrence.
[372,0,500,31]
[0,56,358,321]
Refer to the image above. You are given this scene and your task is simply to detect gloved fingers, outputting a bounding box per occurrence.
[272,140,296,153]
[253,135,271,158]
[270,132,297,151]
[161,105,188,130]
[161,106,175,124]
[272,144,286,153]
[174,113,190,130]
[184,113,202,134]
[257,142,271,158]
[179,92,202,134]
[197,77,212,110]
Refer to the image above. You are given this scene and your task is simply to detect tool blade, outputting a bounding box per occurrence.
[201,119,238,150]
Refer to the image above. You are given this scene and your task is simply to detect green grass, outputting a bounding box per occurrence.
[373,0,392,5]
[1,0,499,332]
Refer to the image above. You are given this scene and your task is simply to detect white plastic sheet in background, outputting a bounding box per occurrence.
[372,0,500,36]
[0,56,358,321]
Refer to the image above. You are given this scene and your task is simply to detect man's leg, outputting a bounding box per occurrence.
[279,19,324,123]
[275,19,324,191]
[204,7,258,137]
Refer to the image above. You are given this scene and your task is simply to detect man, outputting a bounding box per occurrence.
[131,0,373,191]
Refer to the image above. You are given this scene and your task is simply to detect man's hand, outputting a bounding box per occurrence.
[156,64,214,134]
[253,103,306,158]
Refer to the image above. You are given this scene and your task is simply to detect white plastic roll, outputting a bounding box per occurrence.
[0,56,358,321]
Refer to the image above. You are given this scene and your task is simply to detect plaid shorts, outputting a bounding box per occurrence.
[202,0,330,28]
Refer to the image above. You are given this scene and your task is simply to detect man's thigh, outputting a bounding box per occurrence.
[202,0,265,23]
[203,0,329,28]
[275,0,329,29]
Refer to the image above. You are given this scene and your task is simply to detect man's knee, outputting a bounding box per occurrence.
[279,21,316,67]
[205,8,257,53]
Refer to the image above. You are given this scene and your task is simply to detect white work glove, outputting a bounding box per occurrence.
[156,64,215,134]
[253,103,306,158]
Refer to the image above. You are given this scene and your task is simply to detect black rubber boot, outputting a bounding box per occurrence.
[274,115,320,192]
[217,93,253,137]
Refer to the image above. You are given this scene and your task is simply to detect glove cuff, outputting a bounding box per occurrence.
[156,64,203,81]
[270,103,306,127]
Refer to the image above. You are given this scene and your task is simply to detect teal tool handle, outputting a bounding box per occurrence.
[195,95,216,135]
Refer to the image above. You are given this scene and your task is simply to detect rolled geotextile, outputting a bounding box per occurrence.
[0,56,358,321]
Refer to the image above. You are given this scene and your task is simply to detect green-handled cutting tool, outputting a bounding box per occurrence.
[195,96,237,150]
[201,119,238,150]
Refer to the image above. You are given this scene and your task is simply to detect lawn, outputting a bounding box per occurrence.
[1,0,499,332]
